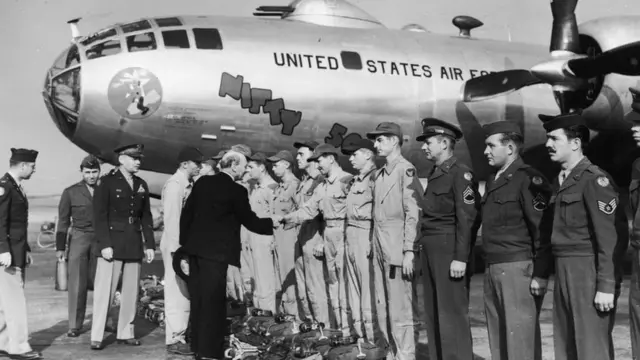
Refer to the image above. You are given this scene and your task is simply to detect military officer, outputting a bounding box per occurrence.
[246,152,279,313]
[342,139,377,342]
[292,140,329,324]
[91,144,156,350]
[267,150,301,317]
[480,121,552,360]
[56,155,101,338]
[417,118,480,360]
[366,123,422,360]
[160,147,202,355]
[627,87,640,359]
[540,113,621,360]
[283,144,352,334]
[0,148,42,360]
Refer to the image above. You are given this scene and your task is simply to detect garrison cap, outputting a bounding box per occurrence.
[267,150,295,165]
[293,140,320,151]
[249,152,268,164]
[177,147,204,164]
[114,144,144,158]
[482,121,523,138]
[539,113,586,132]
[10,148,38,163]
[307,143,340,162]
[625,86,640,124]
[80,155,100,169]
[341,138,376,155]
[211,150,228,160]
[230,144,252,158]
[366,122,403,139]
[416,118,463,142]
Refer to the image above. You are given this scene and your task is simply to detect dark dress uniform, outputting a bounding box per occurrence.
[0,148,41,359]
[628,157,640,357]
[417,119,480,360]
[56,177,99,334]
[481,153,552,360]
[180,170,273,359]
[91,146,156,347]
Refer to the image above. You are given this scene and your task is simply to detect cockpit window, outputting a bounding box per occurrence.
[66,45,80,67]
[86,39,122,60]
[122,20,152,34]
[162,30,190,49]
[155,17,182,27]
[193,28,223,50]
[127,32,157,52]
[80,27,117,46]
[51,68,81,113]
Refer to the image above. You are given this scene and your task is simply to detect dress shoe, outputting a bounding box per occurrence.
[116,338,141,346]
[9,350,43,359]
[90,341,104,350]
[66,329,80,338]
[167,342,194,355]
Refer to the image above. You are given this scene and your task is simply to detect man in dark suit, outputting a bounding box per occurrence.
[90,144,156,350]
[180,145,275,360]
[56,155,101,338]
[0,148,42,360]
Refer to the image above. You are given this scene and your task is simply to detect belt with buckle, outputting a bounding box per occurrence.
[128,216,135,224]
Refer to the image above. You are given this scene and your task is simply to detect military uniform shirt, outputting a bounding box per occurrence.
[346,167,376,228]
[629,158,640,249]
[290,169,352,226]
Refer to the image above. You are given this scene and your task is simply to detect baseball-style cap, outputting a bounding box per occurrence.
[230,144,252,158]
[341,138,376,155]
[482,121,523,138]
[416,118,463,142]
[114,144,144,158]
[248,152,268,163]
[211,150,228,160]
[539,113,586,132]
[293,140,320,151]
[366,122,403,139]
[307,143,340,162]
[177,147,204,164]
[267,150,295,165]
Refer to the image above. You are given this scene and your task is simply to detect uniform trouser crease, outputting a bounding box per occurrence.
[0,266,31,355]
[161,247,190,345]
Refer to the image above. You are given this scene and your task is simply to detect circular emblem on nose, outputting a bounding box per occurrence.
[108,67,163,119]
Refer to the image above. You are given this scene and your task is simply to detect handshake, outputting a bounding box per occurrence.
[270,215,291,226]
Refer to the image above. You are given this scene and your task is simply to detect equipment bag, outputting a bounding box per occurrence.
[325,341,388,360]
[245,315,297,337]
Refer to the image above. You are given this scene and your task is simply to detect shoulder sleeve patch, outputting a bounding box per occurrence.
[463,172,472,181]
[0,187,5,196]
[406,168,415,177]
[532,176,543,185]
[597,176,610,187]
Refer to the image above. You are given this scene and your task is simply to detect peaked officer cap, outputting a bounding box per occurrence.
[416,118,463,142]
[114,144,144,158]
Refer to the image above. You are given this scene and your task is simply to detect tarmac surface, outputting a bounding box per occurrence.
[14,197,636,359]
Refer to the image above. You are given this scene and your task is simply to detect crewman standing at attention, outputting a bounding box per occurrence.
[480,121,552,360]
[417,118,480,360]
[0,148,42,360]
[366,123,422,360]
[540,113,621,360]
[91,144,156,351]
[342,139,378,342]
[292,140,329,325]
[246,152,279,313]
[55,155,101,339]
[160,147,202,356]
[267,150,301,318]
[283,144,352,334]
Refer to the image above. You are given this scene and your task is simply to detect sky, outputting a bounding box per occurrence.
[1,0,639,196]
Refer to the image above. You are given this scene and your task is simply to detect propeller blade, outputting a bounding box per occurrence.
[566,40,640,78]
[549,0,580,54]
[461,70,542,102]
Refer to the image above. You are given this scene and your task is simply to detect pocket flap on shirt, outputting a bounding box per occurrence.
[561,193,582,204]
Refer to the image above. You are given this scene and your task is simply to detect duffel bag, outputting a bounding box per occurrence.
[246,316,297,337]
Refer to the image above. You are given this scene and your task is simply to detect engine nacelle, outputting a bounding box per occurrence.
[578,16,640,130]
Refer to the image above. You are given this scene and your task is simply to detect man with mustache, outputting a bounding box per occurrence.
[480,121,552,360]
[540,113,621,360]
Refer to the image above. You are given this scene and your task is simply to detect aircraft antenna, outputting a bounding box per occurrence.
[67,18,82,42]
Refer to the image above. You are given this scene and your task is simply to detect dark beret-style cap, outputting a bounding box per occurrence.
[540,113,587,132]
[307,143,340,162]
[366,122,403,139]
[114,144,144,158]
[293,140,320,151]
[10,148,38,163]
[267,150,295,165]
[482,121,523,138]
[341,138,376,155]
[416,118,463,142]
[80,155,100,169]
[177,147,204,164]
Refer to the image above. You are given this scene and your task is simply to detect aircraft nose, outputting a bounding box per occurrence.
[42,43,81,141]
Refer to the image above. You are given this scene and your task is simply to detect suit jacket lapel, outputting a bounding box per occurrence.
[5,173,27,204]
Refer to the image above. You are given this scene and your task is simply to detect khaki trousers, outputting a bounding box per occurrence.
[91,258,140,342]
[0,266,31,354]
[294,220,329,324]
[324,225,349,332]
[250,234,277,313]
[161,248,190,345]
[345,225,374,340]
[274,225,299,318]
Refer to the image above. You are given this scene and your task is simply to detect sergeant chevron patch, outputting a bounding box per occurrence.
[597,199,617,215]
[463,185,475,204]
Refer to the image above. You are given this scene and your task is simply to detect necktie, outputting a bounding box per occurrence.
[560,172,567,185]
